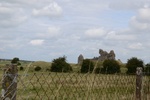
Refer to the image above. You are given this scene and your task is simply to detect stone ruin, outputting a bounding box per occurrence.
[98,49,115,61]
[78,49,116,64]
[78,54,84,64]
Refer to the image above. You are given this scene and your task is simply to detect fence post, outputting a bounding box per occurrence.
[1,64,18,100]
[136,67,143,100]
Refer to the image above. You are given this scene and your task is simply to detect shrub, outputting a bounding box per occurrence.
[34,66,42,71]
[145,63,150,76]
[11,57,20,65]
[101,59,120,74]
[20,66,24,71]
[51,56,72,72]
[80,59,94,73]
[94,67,101,74]
[11,57,19,64]
[126,57,144,74]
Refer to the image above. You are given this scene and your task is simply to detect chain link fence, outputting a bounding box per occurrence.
[17,73,136,100]
[1,67,150,100]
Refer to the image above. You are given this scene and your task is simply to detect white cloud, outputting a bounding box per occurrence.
[30,39,44,46]
[106,31,136,41]
[47,26,60,34]
[33,2,62,17]
[128,43,143,50]
[0,16,27,27]
[38,26,61,38]
[137,7,150,22]
[1,0,150,63]
[2,0,52,6]
[0,6,14,14]
[0,4,27,27]
[129,7,150,31]
[109,0,148,10]
[84,28,107,38]
[130,16,150,31]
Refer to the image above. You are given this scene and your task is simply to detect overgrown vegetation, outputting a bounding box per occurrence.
[0,57,150,99]
[19,66,24,71]
[145,63,150,76]
[51,56,72,72]
[101,59,120,74]
[16,72,148,100]
[0,56,148,75]
[34,66,42,71]
[126,57,144,74]
[80,59,94,73]
[11,57,20,64]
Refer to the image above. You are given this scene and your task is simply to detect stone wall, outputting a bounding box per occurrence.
[99,49,115,61]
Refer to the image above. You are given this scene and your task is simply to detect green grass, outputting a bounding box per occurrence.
[0,61,150,100]
[15,72,138,100]
[1,71,150,100]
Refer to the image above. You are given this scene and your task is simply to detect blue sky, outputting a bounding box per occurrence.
[0,0,150,64]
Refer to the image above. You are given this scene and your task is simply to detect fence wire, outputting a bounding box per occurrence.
[1,72,150,100]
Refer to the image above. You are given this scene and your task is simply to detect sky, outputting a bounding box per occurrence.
[0,0,150,64]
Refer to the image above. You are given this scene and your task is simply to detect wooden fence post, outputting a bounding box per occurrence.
[1,64,18,100]
[136,67,143,100]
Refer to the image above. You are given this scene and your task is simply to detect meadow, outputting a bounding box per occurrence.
[17,72,137,100]
[0,60,150,100]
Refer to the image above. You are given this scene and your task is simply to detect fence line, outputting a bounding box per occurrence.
[1,64,18,100]
[16,73,136,100]
[1,66,150,100]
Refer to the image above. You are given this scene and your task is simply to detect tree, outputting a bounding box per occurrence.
[101,59,120,74]
[51,56,72,72]
[126,57,144,74]
[11,57,20,64]
[145,63,150,76]
[80,59,94,73]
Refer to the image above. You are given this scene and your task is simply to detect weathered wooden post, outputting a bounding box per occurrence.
[1,64,18,100]
[136,67,143,100]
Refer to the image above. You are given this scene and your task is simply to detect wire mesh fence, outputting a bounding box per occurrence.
[1,71,150,100]
[18,73,137,100]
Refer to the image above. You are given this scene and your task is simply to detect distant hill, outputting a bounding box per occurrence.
[0,58,34,63]
[31,61,51,68]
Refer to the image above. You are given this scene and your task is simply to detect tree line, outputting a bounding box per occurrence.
[10,57,150,75]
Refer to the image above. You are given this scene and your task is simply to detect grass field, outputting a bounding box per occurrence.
[0,61,150,100]
[16,72,137,100]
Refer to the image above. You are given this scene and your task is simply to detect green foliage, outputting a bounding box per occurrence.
[101,59,120,74]
[31,61,51,71]
[32,61,51,68]
[11,57,20,65]
[18,62,21,66]
[51,56,72,72]
[126,57,144,74]
[80,59,94,73]
[93,61,103,74]
[94,67,101,74]
[145,63,150,76]
[34,66,42,71]
[20,66,24,71]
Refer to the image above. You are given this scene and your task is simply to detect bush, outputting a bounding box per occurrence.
[145,63,150,76]
[11,57,19,64]
[20,66,24,71]
[11,57,20,64]
[101,59,120,74]
[94,67,101,74]
[51,56,72,72]
[126,57,144,74]
[80,59,94,73]
[34,66,42,71]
